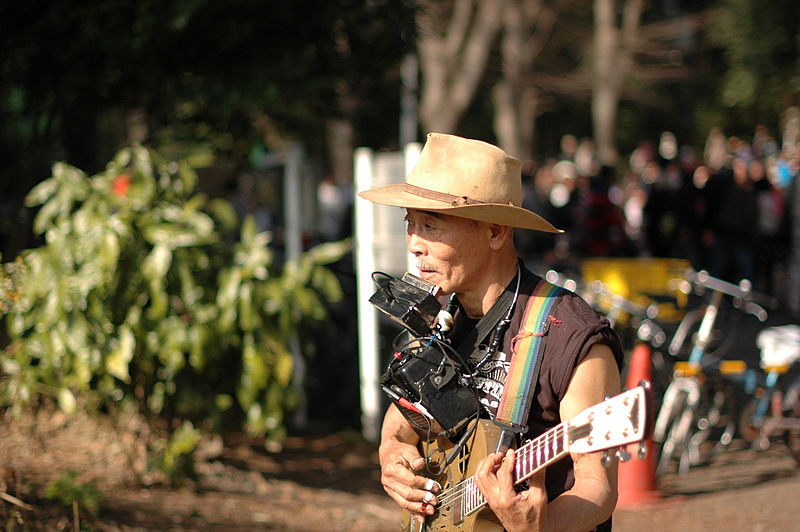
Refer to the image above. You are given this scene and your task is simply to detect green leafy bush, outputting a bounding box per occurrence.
[0,146,348,450]
[44,471,103,517]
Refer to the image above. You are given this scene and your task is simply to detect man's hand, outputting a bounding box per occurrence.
[474,448,548,532]
[379,441,440,522]
[378,406,440,523]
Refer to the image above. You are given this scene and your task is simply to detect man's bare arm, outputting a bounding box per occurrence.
[474,343,621,532]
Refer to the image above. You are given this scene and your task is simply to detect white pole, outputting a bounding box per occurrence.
[404,142,422,274]
[284,142,307,428]
[354,147,382,441]
[354,142,423,441]
[285,143,303,260]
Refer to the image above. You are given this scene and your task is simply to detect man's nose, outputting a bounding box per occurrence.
[407,231,425,255]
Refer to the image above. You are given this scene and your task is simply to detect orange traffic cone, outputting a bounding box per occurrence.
[616,341,661,508]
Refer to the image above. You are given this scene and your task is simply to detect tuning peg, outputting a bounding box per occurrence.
[601,449,612,468]
[616,448,632,462]
[637,442,648,460]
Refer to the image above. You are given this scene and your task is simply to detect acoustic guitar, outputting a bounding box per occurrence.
[402,384,651,532]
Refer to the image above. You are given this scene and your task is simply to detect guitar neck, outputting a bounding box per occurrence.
[416,386,648,530]
[457,422,573,518]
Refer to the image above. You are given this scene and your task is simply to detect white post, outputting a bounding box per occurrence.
[284,142,307,428]
[284,143,304,261]
[354,147,382,441]
[404,142,422,274]
[354,143,423,441]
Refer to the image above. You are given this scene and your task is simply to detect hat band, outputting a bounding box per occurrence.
[403,183,483,207]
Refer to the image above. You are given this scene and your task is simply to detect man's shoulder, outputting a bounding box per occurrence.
[518,265,597,318]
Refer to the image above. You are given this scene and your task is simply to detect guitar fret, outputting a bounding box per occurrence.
[461,479,468,515]
[553,426,560,455]
[546,432,552,463]
[420,387,647,529]
[469,479,475,513]
[538,436,543,466]
[469,478,484,515]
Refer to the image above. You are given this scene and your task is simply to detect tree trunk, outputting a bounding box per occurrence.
[492,0,560,159]
[493,81,540,160]
[326,116,355,185]
[592,0,644,167]
[417,0,506,134]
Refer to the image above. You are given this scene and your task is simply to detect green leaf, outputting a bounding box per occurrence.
[208,198,239,230]
[57,388,77,414]
[106,325,135,383]
[25,177,59,207]
[311,265,344,303]
[142,243,173,283]
[177,160,198,193]
[304,238,352,266]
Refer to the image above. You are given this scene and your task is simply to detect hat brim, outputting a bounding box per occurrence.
[359,184,563,233]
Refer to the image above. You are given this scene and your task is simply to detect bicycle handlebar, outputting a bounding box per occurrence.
[587,279,660,320]
[544,270,658,320]
[671,269,778,315]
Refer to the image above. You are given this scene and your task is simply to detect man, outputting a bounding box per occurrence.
[359,133,623,531]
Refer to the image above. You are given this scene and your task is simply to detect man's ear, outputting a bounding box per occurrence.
[487,223,513,250]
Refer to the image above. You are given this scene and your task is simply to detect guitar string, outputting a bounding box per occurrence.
[431,389,642,510]
[432,424,568,508]
[433,425,567,509]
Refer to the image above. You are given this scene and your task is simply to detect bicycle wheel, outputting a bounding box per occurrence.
[738,397,761,444]
[782,379,800,465]
[656,403,693,476]
[688,380,738,466]
[654,377,700,476]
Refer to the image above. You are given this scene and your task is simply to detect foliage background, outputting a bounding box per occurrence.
[0,146,350,483]
[1,0,798,459]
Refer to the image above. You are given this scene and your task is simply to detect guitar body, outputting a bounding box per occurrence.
[402,419,505,532]
[396,385,652,532]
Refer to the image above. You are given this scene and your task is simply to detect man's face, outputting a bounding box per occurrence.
[404,209,490,296]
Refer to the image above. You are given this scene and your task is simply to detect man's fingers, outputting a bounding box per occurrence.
[410,456,425,471]
[390,486,437,518]
[527,467,547,489]
[497,449,515,478]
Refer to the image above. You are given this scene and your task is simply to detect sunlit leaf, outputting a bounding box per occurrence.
[304,238,352,266]
[106,325,135,383]
[57,388,77,414]
[142,244,173,283]
[208,198,238,230]
[24,177,59,207]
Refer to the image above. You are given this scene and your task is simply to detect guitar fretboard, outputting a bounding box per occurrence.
[454,423,571,520]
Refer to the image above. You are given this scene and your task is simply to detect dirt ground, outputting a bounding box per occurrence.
[2,407,799,532]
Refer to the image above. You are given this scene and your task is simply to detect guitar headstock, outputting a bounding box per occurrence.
[567,382,651,454]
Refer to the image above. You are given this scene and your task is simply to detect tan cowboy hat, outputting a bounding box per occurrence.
[358,133,562,233]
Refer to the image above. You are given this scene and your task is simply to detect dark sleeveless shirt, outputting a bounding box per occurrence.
[448,263,624,532]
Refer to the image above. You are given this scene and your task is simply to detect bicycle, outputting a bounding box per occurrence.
[652,269,775,476]
[738,324,800,464]
[543,269,664,337]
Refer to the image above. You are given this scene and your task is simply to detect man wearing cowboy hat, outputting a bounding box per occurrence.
[361,133,623,531]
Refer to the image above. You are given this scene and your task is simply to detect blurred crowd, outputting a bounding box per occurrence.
[514,125,800,316]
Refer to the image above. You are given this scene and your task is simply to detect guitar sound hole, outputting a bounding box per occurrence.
[457,442,471,475]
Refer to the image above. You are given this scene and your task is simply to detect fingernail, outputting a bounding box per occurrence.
[424,479,441,492]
